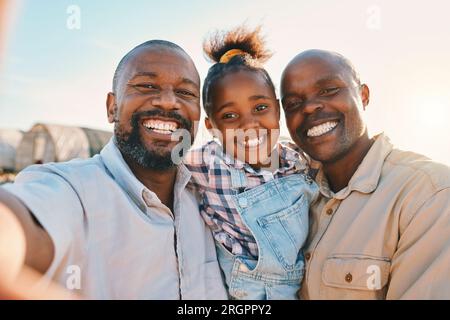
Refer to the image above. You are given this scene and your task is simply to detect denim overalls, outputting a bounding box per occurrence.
[216,165,319,300]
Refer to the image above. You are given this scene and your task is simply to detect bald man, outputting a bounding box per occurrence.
[0,40,227,299]
[281,49,450,299]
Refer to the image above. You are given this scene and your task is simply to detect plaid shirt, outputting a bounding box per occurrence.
[184,140,309,258]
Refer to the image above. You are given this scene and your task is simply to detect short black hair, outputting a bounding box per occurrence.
[112,40,186,93]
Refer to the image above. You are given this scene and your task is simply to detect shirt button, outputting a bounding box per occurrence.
[326,208,333,215]
[345,273,353,283]
[305,253,311,261]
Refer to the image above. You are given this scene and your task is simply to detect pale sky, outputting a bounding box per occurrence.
[0,0,449,165]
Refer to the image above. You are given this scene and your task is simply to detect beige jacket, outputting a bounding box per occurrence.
[301,133,450,299]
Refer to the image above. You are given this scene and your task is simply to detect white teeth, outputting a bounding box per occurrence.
[307,121,338,137]
[142,119,178,133]
[243,136,264,147]
[152,129,171,135]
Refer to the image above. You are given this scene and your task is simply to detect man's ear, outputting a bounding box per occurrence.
[106,92,117,123]
[360,84,370,111]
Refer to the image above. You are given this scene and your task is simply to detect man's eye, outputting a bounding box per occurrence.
[284,101,303,111]
[222,113,238,120]
[134,84,158,91]
[319,87,340,96]
[176,89,196,97]
[254,104,268,112]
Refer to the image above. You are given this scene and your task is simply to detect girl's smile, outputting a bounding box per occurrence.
[205,70,280,168]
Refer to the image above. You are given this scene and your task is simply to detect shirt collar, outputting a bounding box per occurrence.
[100,138,192,211]
[315,133,394,199]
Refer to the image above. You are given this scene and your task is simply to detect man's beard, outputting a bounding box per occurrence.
[115,109,193,170]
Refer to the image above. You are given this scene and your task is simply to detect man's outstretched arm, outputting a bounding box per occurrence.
[0,189,54,275]
[0,189,71,299]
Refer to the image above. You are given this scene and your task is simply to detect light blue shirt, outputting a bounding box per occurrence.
[3,139,227,299]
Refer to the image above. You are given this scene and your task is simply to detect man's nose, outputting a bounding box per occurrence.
[302,100,324,115]
[152,89,178,110]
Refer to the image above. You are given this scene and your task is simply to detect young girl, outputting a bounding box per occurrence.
[185,26,318,300]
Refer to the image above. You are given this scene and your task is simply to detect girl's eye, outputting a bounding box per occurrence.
[319,87,340,96]
[255,104,268,112]
[222,113,238,120]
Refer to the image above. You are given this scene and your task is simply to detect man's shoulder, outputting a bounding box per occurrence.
[17,155,108,184]
[385,148,450,192]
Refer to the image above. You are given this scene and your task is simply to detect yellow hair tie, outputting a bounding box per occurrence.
[219,49,246,63]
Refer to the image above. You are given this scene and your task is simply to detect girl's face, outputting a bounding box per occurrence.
[206,70,280,168]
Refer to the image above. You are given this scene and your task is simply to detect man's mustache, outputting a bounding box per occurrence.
[295,112,342,138]
[130,109,192,131]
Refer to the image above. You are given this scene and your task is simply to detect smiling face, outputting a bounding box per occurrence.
[281,54,369,164]
[206,69,280,168]
[107,45,201,170]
